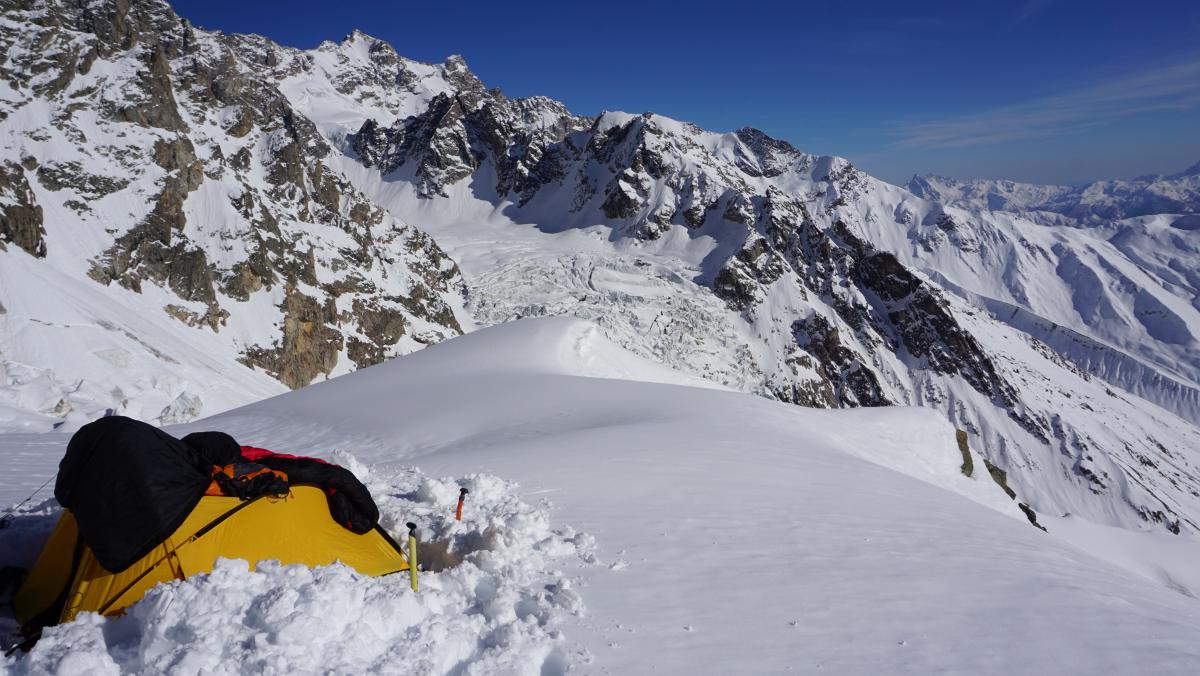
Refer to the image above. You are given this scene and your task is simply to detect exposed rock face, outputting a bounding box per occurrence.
[853,252,1005,394]
[791,312,888,407]
[350,70,591,200]
[0,161,46,257]
[242,286,343,389]
[88,134,219,326]
[710,189,1020,412]
[115,44,187,130]
[352,93,477,197]
[956,429,974,477]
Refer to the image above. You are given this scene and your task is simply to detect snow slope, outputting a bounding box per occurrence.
[0,242,288,432]
[5,319,1200,674]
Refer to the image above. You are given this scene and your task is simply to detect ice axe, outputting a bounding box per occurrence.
[455,487,469,521]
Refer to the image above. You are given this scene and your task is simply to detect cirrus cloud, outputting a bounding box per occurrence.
[1016,0,1055,24]
[891,57,1200,149]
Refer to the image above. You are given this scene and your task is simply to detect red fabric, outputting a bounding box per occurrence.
[239,445,336,496]
[239,445,330,465]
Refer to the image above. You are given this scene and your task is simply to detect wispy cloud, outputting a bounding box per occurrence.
[890,57,1200,149]
[1016,0,1054,24]
[884,15,954,31]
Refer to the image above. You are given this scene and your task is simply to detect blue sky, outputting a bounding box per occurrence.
[172,0,1200,186]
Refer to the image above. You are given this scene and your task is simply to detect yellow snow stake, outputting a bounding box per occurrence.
[407,522,419,592]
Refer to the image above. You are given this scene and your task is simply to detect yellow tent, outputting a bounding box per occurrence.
[14,486,410,628]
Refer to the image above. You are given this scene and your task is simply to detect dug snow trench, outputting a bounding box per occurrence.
[1,459,595,675]
[4,318,1200,674]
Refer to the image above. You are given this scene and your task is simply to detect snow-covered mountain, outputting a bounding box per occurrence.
[908,164,1200,224]
[1,0,1198,543]
[0,0,469,429]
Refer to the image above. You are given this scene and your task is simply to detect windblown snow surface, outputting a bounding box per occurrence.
[3,319,1200,674]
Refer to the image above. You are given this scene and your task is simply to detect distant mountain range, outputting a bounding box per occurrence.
[1,0,1198,537]
[908,163,1200,224]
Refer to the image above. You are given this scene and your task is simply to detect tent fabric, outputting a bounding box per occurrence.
[53,418,382,576]
[182,433,380,533]
[17,417,398,635]
[55,416,211,573]
[240,446,380,534]
[180,431,244,467]
[13,486,410,629]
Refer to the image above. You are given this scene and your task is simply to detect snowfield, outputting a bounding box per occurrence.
[4,319,1200,674]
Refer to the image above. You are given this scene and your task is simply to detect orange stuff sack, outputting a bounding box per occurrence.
[205,463,289,500]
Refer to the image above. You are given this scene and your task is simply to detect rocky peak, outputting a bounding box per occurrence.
[442,54,468,70]
[734,126,802,176]
[905,174,939,199]
[351,91,478,196]
[440,54,485,95]
[342,28,378,45]
[349,68,590,200]
[336,29,402,67]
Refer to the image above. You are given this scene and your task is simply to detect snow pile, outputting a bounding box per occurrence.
[2,459,596,675]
